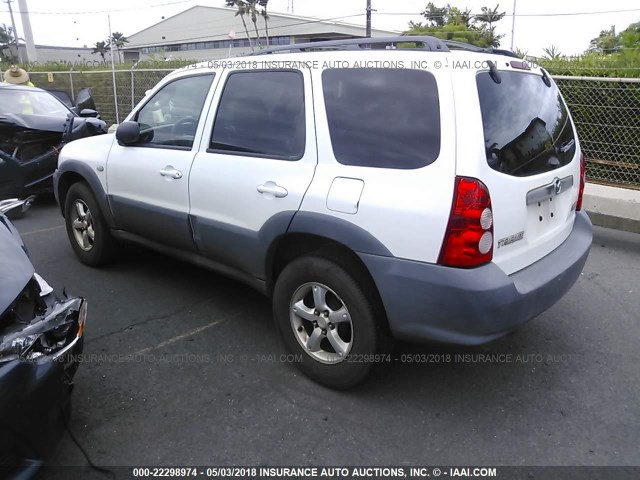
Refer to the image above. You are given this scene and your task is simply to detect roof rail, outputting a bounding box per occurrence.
[442,40,521,58]
[247,36,450,56]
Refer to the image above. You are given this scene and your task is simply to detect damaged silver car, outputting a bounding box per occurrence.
[0,83,106,202]
[0,200,87,477]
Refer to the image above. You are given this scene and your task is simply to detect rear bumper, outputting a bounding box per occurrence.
[359,211,593,345]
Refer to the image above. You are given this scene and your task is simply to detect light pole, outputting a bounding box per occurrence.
[366,0,372,38]
[510,0,516,50]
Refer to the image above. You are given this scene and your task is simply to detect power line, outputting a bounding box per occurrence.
[2,5,640,17]
[374,8,640,17]
[0,0,196,15]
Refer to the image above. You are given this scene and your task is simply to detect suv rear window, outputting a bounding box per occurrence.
[322,69,440,169]
[477,71,577,177]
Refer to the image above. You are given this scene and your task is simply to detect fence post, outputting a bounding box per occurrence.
[69,71,75,102]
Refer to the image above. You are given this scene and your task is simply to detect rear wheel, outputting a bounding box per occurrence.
[64,182,115,266]
[273,256,381,389]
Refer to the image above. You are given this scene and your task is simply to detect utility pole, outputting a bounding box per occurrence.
[510,0,516,50]
[366,0,372,38]
[18,0,37,63]
[5,0,23,63]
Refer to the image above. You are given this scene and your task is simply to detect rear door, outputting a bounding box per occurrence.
[189,68,317,278]
[454,58,581,275]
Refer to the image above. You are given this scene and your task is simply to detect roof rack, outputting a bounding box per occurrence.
[246,35,521,59]
[248,36,450,55]
[443,40,520,58]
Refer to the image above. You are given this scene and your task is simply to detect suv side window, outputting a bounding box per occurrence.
[135,74,214,149]
[322,68,441,169]
[209,71,305,160]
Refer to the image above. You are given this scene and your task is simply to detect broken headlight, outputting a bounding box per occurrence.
[0,276,86,363]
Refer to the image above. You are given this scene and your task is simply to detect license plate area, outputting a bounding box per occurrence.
[528,196,561,235]
[525,175,574,237]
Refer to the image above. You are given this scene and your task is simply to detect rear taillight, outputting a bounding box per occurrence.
[439,177,493,268]
[576,151,586,211]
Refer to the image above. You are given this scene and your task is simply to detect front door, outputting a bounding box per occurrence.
[106,73,216,250]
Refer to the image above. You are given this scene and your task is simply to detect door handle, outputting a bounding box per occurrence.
[257,182,288,198]
[159,166,182,179]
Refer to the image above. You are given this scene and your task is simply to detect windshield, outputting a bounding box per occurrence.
[0,89,71,118]
[477,71,577,177]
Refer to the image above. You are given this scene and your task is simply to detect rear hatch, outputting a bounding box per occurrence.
[455,58,582,275]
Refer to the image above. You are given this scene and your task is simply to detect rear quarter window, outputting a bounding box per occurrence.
[477,71,577,177]
[322,68,441,169]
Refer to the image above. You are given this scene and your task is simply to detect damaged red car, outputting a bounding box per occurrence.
[0,83,106,201]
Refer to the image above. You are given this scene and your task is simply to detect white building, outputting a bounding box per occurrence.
[122,5,398,62]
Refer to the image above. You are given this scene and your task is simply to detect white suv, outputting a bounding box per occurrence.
[54,37,593,388]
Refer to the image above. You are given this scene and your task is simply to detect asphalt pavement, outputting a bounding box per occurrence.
[11,197,639,471]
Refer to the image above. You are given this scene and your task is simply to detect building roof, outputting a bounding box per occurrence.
[124,5,398,49]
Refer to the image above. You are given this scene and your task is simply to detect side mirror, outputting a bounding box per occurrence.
[75,88,97,113]
[79,108,99,118]
[116,121,141,145]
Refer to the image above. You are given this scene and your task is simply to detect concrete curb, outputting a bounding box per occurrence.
[583,183,640,235]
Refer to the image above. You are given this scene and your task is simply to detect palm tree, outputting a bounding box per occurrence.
[475,5,505,30]
[0,23,22,61]
[91,40,109,62]
[475,5,505,48]
[225,0,254,52]
[259,0,270,47]
[109,32,129,64]
[247,1,263,48]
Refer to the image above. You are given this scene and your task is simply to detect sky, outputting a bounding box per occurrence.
[1,0,639,57]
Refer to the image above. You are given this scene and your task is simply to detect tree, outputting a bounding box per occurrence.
[109,32,129,64]
[589,27,619,54]
[0,23,19,62]
[618,22,640,50]
[247,1,263,48]
[91,41,109,62]
[421,2,447,27]
[542,45,562,59]
[406,4,506,48]
[225,0,255,52]
[259,0,270,47]
[475,5,505,29]
[514,46,528,58]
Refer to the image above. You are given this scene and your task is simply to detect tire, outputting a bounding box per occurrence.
[64,182,115,266]
[273,255,381,389]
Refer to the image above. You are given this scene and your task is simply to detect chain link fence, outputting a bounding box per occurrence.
[554,76,640,190]
[28,69,174,126]
[25,70,640,190]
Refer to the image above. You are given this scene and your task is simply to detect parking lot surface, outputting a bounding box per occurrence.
[13,198,639,468]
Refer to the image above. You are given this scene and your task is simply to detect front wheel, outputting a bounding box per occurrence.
[64,182,115,266]
[273,256,381,389]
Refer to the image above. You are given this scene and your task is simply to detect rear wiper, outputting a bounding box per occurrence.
[487,61,501,84]
[541,69,552,87]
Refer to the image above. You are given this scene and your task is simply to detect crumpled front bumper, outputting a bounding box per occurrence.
[0,285,86,477]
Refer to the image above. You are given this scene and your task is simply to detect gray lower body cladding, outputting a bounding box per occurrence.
[359,211,593,345]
